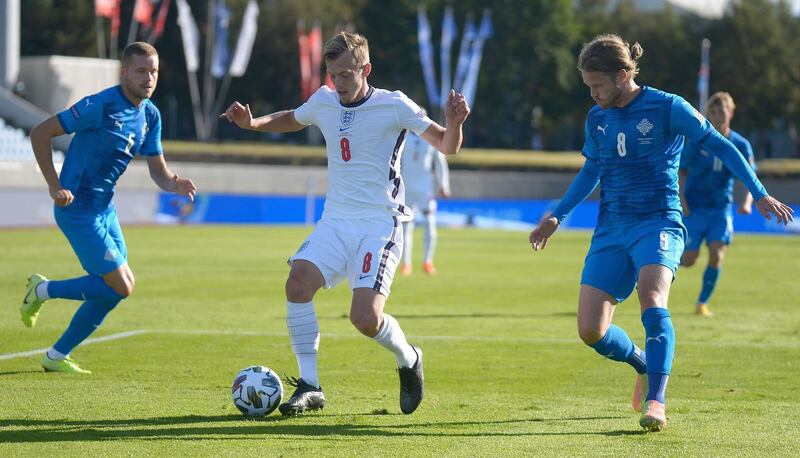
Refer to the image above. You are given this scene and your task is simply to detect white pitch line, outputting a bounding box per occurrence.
[0,330,148,361]
[150,329,800,350]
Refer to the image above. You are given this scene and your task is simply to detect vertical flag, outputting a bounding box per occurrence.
[298,22,312,101]
[461,9,492,109]
[95,0,117,17]
[309,23,323,93]
[698,38,711,114]
[438,6,457,112]
[417,5,438,110]
[211,0,231,79]
[453,14,475,92]
[134,0,154,28]
[176,0,200,72]
[150,0,172,42]
[229,0,259,77]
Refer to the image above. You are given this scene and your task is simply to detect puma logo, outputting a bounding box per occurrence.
[597,124,608,135]
[646,334,665,344]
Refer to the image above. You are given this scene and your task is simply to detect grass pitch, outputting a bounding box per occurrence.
[1,225,799,456]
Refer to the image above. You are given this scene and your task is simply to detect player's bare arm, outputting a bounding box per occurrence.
[30,115,73,207]
[146,155,197,202]
[420,90,470,155]
[529,214,560,252]
[219,102,305,133]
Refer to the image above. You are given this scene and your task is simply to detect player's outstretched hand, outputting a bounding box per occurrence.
[49,186,74,207]
[445,89,470,126]
[219,102,254,130]
[175,176,198,202]
[529,215,560,252]
[756,195,794,225]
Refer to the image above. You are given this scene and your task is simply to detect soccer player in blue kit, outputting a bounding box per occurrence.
[21,42,197,374]
[528,35,793,431]
[679,92,755,317]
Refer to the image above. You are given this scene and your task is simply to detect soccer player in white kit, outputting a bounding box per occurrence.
[221,31,470,416]
[400,124,451,276]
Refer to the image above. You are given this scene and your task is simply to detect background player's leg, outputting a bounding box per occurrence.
[637,264,675,406]
[681,249,699,267]
[422,209,437,274]
[285,259,325,388]
[698,241,725,309]
[578,284,646,374]
[401,220,414,275]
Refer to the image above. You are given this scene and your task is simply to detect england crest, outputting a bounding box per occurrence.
[340,109,356,125]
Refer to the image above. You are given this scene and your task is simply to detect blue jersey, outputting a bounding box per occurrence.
[680,129,756,210]
[580,86,765,226]
[56,85,163,212]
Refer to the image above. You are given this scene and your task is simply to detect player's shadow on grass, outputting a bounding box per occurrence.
[387,311,576,320]
[0,370,44,377]
[0,414,642,443]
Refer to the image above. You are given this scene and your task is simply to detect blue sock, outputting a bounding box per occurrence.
[698,266,720,303]
[591,325,647,374]
[52,299,122,356]
[642,307,675,404]
[47,275,124,302]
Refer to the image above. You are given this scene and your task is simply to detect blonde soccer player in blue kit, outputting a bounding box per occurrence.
[21,42,197,374]
[529,35,793,431]
[679,92,757,317]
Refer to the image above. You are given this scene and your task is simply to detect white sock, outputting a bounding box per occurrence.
[286,301,320,387]
[373,314,417,368]
[36,281,50,301]
[423,213,436,263]
[402,221,414,265]
[46,348,67,360]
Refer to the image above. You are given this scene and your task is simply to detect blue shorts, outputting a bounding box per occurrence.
[683,207,733,251]
[581,217,686,303]
[54,205,127,276]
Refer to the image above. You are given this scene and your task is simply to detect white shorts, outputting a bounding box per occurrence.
[405,187,437,214]
[288,217,403,296]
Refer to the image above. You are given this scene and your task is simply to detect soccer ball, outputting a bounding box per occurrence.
[231,366,283,417]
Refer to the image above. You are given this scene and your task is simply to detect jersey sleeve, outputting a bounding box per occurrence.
[740,138,757,172]
[139,105,163,157]
[293,88,323,126]
[581,116,598,160]
[550,157,600,223]
[671,97,767,200]
[56,95,104,134]
[394,92,433,136]
[679,140,698,171]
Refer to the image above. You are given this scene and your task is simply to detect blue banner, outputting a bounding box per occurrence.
[417,5,439,109]
[156,192,799,236]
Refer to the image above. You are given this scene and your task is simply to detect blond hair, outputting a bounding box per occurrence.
[578,34,643,78]
[323,32,370,67]
[707,91,736,112]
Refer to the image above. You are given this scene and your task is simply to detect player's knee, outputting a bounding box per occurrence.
[285,275,314,303]
[577,325,603,346]
[349,311,380,337]
[681,253,697,267]
[108,276,134,298]
[709,251,724,268]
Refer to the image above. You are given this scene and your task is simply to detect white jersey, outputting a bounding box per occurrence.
[400,134,450,195]
[294,86,433,221]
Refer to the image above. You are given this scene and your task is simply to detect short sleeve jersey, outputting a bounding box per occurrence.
[582,86,719,225]
[56,85,163,212]
[294,86,433,220]
[680,129,756,210]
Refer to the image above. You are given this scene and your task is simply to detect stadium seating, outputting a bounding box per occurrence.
[0,116,62,162]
